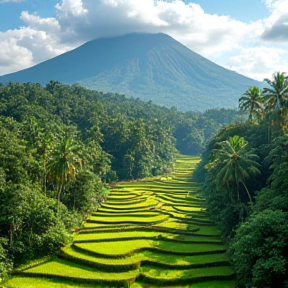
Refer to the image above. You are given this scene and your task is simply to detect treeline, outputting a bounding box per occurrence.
[0,81,241,281]
[195,72,288,287]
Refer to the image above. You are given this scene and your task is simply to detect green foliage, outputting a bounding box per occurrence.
[40,221,72,254]
[263,71,288,110]
[0,80,241,283]
[206,135,261,202]
[140,265,234,283]
[0,117,30,184]
[231,209,288,286]
[5,156,235,287]
[195,71,288,286]
[0,238,12,282]
[47,137,82,214]
[239,86,264,121]
[64,171,108,214]
[0,183,71,262]
[0,33,263,112]
[254,135,288,212]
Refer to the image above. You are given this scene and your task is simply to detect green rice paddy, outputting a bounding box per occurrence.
[4,155,236,288]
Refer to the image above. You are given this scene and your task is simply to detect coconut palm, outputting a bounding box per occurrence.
[263,72,288,110]
[239,86,264,121]
[47,137,82,214]
[209,135,261,202]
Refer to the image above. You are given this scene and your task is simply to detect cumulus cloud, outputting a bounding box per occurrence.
[0,0,252,75]
[0,23,75,75]
[0,37,32,75]
[261,0,288,42]
[0,0,287,78]
[228,46,288,81]
[20,11,60,35]
[51,0,249,56]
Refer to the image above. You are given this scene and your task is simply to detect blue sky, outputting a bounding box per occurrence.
[193,0,270,22]
[0,0,270,31]
[0,1,58,31]
[0,0,287,80]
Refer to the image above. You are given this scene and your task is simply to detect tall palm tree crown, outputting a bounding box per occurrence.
[47,137,82,213]
[207,135,261,202]
[239,86,264,121]
[263,72,288,110]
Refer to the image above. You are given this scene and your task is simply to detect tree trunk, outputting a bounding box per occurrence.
[73,190,76,211]
[9,220,14,247]
[276,96,281,109]
[57,184,63,216]
[241,180,252,202]
[43,157,47,196]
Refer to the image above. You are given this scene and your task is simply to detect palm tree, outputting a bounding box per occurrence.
[37,132,56,195]
[263,72,288,110]
[47,137,82,214]
[262,72,288,135]
[239,86,264,121]
[208,135,261,202]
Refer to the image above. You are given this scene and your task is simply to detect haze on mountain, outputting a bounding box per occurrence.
[0,33,263,111]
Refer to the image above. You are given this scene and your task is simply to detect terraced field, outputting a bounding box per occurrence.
[6,156,236,288]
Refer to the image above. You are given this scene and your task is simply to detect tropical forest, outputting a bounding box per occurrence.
[0,71,288,288]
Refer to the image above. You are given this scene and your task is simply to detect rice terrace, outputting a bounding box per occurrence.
[6,156,236,288]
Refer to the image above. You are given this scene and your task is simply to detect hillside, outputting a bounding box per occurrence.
[6,156,236,288]
[0,33,263,111]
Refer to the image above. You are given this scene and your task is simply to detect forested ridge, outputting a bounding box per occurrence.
[2,74,288,287]
[0,81,242,282]
[195,72,288,287]
[0,33,263,112]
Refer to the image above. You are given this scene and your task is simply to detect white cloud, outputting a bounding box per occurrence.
[20,11,60,35]
[51,0,249,56]
[0,37,32,75]
[0,24,75,75]
[228,46,288,81]
[0,0,252,75]
[56,0,88,17]
[261,0,288,42]
[0,0,287,79]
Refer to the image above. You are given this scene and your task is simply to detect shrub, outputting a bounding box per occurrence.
[0,238,12,283]
[231,209,288,287]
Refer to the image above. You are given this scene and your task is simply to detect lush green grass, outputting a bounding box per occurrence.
[62,245,229,267]
[91,211,161,217]
[154,218,200,231]
[141,265,235,281]
[3,277,112,288]
[88,214,168,224]
[107,194,139,200]
[160,205,209,218]
[173,206,207,213]
[193,225,222,236]
[101,198,158,210]
[156,195,205,207]
[21,258,138,280]
[74,230,222,243]
[74,239,226,257]
[134,280,237,288]
[97,206,155,213]
[5,155,236,287]
[6,277,237,288]
[127,186,192,193]
[82,222,138,229]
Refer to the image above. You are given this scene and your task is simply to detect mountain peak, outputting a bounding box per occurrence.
[0,32,261,111]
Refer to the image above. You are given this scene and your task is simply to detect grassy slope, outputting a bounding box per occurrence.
[4,155,236,288]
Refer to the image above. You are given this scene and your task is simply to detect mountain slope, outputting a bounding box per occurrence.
[0,33,263,111]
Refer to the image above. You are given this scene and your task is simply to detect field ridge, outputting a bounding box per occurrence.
[6,155,236,288]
